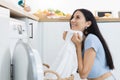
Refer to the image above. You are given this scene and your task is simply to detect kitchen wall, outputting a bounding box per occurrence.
[27,0,120,17]
[5,0,120,17]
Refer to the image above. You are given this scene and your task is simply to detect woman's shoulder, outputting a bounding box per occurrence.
[84,34,101,52]
[86,33,99,41]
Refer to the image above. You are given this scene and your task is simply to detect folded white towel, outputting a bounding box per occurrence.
[50,30,83,78]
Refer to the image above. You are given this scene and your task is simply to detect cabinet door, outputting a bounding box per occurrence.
[98,23,120,79]
[41,22,70,65]
[0,7,10,80]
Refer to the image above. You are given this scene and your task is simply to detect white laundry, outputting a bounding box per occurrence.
[50,30,83,78]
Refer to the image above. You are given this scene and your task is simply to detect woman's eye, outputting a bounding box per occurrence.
[76,16,80,19]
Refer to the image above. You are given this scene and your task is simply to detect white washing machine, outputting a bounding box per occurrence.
[0,6,11,80]
[9,18,44,80]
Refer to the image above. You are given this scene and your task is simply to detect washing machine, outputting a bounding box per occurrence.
[9,18,44,80]
[0,6,11,80]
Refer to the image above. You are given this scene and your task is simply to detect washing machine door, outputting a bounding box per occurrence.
[12,40,44,80]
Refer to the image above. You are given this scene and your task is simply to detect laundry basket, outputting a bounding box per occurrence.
[43,64,74,80]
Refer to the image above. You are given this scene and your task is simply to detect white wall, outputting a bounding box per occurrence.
[27,0,120,17]
[5,0,120,17]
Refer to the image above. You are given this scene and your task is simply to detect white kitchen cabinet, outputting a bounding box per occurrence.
[39,22,70,65]
[98,22,120,79]
[0,6,10,80]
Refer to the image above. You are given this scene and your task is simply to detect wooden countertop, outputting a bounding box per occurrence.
[96,17,120,22]
[39,17,120,22]
[39,17,70,22]
[1,1,120,22]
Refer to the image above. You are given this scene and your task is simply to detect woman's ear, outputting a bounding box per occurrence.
[86,21,92,27]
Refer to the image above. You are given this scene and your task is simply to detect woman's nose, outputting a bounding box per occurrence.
[71,18,75,23]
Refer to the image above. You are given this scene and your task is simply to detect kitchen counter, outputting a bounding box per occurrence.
[39,17,120,22]
[39,17,69,22]
[96,17,120,22]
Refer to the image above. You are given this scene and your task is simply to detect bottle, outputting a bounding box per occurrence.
[18,0,24,7]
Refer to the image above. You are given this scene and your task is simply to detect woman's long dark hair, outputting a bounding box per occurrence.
[70,9,114,69]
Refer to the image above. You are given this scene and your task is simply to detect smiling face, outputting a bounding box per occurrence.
[70,11,90,32]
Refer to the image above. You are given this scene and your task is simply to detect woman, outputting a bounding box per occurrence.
[63,9,115,80]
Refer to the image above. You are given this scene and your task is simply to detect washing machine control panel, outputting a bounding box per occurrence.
[9,18,28,39]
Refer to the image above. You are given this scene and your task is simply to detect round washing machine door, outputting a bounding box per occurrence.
[12,40,44,80]
[30,49,44,80]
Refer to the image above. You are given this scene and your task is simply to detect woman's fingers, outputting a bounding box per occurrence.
[71,33,78,43]
[72,33,82,44]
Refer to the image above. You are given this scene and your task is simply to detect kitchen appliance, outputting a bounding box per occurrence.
[9,18,44,80]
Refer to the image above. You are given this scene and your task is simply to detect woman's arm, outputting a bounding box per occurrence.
[78,47,96,79]
[72,33,96,79]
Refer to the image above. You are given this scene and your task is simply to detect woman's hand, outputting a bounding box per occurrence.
[63,31,67,40]
[71,33,83,46]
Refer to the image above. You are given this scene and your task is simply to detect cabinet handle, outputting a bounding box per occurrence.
[29,23,33,38]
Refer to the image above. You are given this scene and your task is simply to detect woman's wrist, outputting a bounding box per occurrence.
[75,43,82,48]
